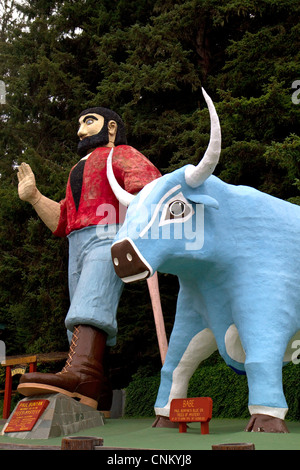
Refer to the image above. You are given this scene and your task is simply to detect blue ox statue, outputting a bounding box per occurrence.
[107,89,300,433]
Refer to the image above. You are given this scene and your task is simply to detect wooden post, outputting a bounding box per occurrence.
[212,443,255,450]
[147,272,168,364]
[61,436,104,450]
[3,365,12,420]
[179,422,187,433]
[29,361,37,373]
[1,355,37,419]
[200,421,210,435]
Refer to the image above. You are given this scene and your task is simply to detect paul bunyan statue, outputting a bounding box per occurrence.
[17,107,161,414]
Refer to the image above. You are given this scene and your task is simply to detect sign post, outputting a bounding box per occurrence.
[170,397,213,434]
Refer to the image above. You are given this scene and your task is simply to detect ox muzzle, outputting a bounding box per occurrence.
[111,238,153,283]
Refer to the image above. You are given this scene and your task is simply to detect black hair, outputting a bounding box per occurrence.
[79,107,127,145]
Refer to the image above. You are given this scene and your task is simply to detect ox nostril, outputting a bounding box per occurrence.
[126,253,133,262]
[113,257,119,266]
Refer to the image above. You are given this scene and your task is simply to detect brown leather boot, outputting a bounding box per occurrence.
[17,325,112,412]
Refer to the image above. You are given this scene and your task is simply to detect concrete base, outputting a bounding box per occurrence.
[1,393,104,439]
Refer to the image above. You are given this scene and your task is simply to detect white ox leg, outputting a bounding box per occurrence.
[154,328,217,417]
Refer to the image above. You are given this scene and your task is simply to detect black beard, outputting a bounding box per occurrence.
[77,126,109,158]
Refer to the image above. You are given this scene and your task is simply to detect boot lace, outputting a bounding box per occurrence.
[58,325,80,374]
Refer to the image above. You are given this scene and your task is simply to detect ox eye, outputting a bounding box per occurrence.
[169,200,186,218]
[159,192,194,227]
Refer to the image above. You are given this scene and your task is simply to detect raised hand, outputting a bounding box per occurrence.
[17,163,41,205]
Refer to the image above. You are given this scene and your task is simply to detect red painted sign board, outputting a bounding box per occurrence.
[4,399,49,433]
[170,397,213,434]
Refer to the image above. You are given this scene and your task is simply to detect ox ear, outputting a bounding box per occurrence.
[187,193,219,209]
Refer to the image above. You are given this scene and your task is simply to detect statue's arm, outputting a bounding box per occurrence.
[17,162,60,232]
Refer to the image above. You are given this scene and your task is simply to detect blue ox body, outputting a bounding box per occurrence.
[108,90,300,432]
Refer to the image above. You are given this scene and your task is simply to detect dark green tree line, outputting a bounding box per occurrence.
[0,0,299,388]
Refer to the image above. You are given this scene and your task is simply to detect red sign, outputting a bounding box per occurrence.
[4,399,49,433]
[170,397,213,434]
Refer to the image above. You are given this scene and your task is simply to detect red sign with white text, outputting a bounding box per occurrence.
[170,397,212,423]
[4,399,49,433]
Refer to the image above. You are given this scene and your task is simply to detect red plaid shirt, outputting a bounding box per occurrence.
[53,145,161,237]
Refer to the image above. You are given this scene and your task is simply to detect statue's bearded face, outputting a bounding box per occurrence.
[77,113,109,157]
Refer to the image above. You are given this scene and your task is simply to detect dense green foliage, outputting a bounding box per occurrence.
[125,356,300,421]
[0,0,299,399]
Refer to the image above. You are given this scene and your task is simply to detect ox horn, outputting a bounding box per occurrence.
[106,147,135,207]
[185,88,221,188]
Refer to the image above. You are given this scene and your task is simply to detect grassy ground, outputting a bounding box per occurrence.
[1,417,300,451]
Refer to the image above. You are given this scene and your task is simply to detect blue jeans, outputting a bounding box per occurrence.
[65,225,124,346]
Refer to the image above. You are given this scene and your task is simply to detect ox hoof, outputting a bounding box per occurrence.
[152,415,179,428]
[245,414,289,433]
